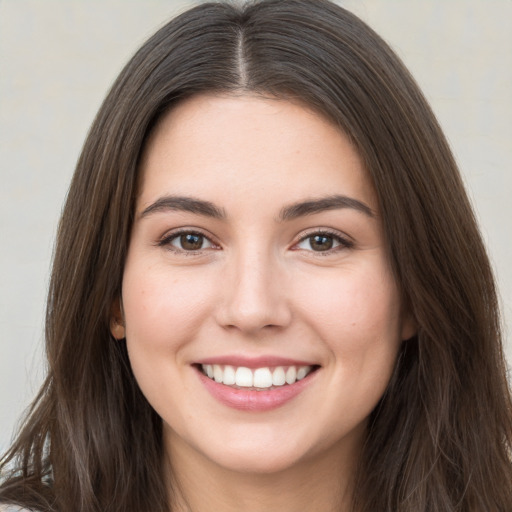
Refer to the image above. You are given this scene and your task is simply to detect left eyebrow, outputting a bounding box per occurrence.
[278,195,375,221]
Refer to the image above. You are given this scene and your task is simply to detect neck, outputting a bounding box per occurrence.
[164,430,362,512]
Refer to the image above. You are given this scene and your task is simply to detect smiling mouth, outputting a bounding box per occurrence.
[197,364,319,390]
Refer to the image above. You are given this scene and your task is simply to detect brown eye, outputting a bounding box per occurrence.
[164,231,214,251]
[309,235,334,251]
[295,232,352,253]
[180,233,204,250]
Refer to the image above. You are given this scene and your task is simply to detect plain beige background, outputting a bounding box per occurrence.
[1,0,511,452]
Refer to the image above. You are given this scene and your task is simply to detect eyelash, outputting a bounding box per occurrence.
[157,229,218,254]
[293,229,354,254]
[157,228,353,255]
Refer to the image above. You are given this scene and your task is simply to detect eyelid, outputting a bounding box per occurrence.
[291,228,354,252]
[156,226,353,254]
[157,227,220,252]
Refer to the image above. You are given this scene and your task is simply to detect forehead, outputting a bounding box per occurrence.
[137,93,377,213]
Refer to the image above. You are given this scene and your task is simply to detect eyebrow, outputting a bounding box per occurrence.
[139,194,374,221]
[278,195,375,221]
[140,195,225,219]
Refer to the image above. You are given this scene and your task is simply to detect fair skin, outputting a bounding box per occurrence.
[111,94,415,512]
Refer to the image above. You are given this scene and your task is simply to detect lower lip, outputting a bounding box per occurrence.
[196,368,317,412]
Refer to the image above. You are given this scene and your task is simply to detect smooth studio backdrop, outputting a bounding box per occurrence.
[1,0,511,452]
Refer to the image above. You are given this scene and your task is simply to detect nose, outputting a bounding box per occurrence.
[215,247,292,335]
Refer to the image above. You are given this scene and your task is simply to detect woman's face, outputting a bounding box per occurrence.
[114,94,415,475]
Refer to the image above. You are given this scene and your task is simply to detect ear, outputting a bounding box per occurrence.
[400,310,417,341]
[110,298,126,340]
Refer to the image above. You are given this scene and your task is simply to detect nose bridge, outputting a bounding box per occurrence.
[218,242,290,333]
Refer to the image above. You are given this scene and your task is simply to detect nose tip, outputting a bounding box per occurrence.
[215,255,291,335]
[224,298,289,334]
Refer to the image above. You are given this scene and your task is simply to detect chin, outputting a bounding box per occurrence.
[209,445,309,475]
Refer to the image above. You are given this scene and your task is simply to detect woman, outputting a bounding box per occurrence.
[1,0,511,510]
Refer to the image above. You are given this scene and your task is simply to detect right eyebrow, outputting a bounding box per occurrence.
[139,195,226,220]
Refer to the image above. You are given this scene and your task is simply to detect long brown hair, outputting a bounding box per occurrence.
[1,1,511,510]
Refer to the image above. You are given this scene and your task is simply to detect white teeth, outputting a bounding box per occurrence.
[272,367,286,386]
[235,367,253,387]
[213,364,223,383]
[201,364,314,388]
[253,368,273,388]
[285,366,297,385]
[296,366,308,380]
[223,365,236,385]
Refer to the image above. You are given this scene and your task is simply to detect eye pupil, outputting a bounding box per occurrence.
[181,233,203,250]
[310,235,333,251]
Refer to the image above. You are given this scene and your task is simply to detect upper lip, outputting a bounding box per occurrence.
[194,355,319,369]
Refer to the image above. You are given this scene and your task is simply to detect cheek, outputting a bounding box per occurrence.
[300,264,402,419]
[293,260,403,394]
[300,266,401,340]
[121,262,215,359]
[120,262,218,417]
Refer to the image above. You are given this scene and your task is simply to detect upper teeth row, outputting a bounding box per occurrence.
[201,364,313,388]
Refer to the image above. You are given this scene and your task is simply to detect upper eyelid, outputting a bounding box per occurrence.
[291,229,354,252]
[295,227,353,243]
[157,228,219,248]
[159,227,215,240]
[156,226,353,249]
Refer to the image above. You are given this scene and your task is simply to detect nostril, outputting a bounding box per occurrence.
[216,300,292,334]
